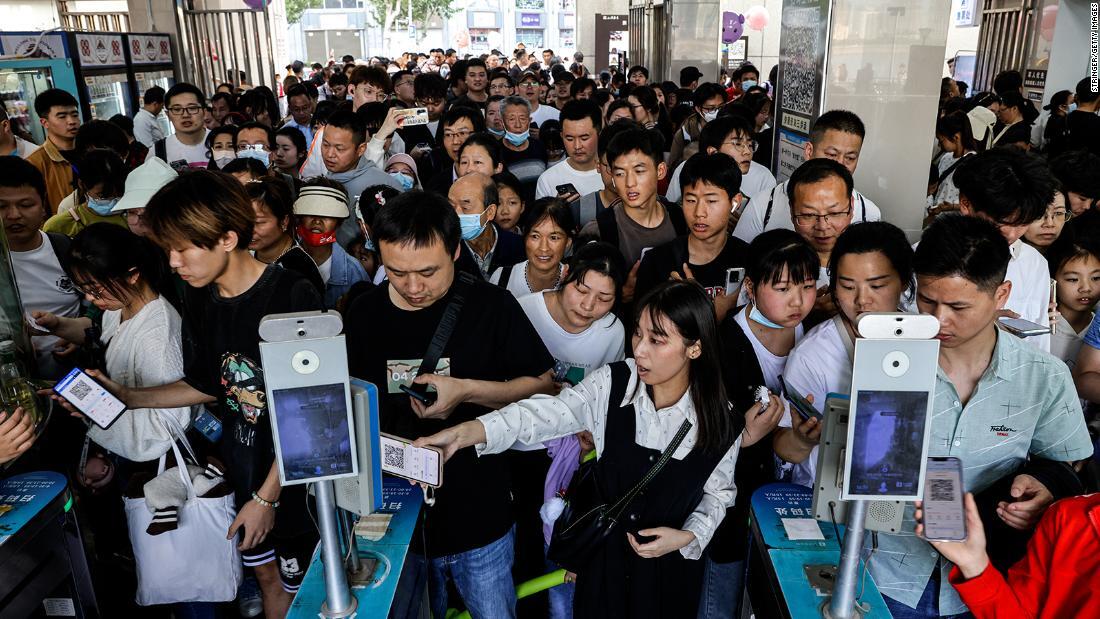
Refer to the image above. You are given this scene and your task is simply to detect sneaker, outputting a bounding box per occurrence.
[237,574,263,618]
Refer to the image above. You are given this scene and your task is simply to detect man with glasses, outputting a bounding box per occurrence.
[348,66,392,110]
[667,115,776,206]
[423,106,486,196]
[489,71,515,98]
[282,84,315,145]
[392,70,417,107]
[147,82,211,170]
[785,158,855,290]
[669,83,730,184]
[733,110,881,243]
[518,70,560,129]
[954,148,1058,352]
[236,122,277,170]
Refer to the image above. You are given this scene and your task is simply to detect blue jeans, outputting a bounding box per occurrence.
[544,542,574,619]
[882,571,974,619]
[696,557,745,619]
[392,527,517,619]
[173,602,218,619]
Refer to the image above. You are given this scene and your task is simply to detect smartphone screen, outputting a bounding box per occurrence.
[380,433,442,487]
[781,375,822,421]
[55,368,127,430]
[922,457,967,541]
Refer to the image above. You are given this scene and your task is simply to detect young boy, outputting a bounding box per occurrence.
[666,115,777,207]
[953,148,1056,352]
[292,180,368,307]
[93,170,323,618]
[636,152,749,320]
[25,88,82,212]
[570,119,637,230]
[146,82,210,171]
[579,127,687,300]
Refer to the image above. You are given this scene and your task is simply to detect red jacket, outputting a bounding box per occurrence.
[949,493,1100,619]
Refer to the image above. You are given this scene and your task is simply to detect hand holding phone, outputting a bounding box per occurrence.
[998,317,1050,337]
[919,456,968,542]
[381,432,443,487]
[781,375,822,422]
[54,368,127,430]
[400,383,437,406]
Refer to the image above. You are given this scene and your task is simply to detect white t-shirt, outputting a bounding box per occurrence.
[665,159,777,204]
[530,103,560,127]
[10,232,82,377]
[535,159,604,199]
[1005,239,1051,353]
[732,180,882,244]
[146,131,210,169]
[12,137,37,158]
[780,317,852,488]
[732,305,804,394]
[489,260,564,298]
[518,290,625,385]
[317,255,333,284]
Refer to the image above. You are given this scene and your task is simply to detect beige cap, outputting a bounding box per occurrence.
[112,157,178,212]
[293,185,350,218]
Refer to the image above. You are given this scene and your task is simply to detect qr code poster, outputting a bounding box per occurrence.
[776,0,830,130]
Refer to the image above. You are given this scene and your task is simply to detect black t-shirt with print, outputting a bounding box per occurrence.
[181,264,323,532]
[345,278,554,557]
[635,234,750,303]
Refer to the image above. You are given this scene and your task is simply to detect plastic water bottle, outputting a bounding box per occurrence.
[0,340,39,425]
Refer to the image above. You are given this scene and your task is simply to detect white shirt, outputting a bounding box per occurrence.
[1050,313,1090,372]
[780,317,852,488]
[517,290,625,384]
[145,131,210,169]
[134,108,166,148]
[530,103,560,127]
[86,297,195,462]
[10,232,82,377]
[732,181,882,244]
[928,151,973,208]
[317,255,333,284]
[477,359,742,559]
[489,260,563,298]
[10,137,37,158]
[1004,239,1051,352]
[665,160,776,204]
[535,159,604,199]
[732,306,804,394]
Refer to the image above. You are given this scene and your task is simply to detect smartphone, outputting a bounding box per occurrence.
[395,107,429,126]
[400,383,437,406]
[1050,279,1058,335]
[998,317,1051,337]
[725,267,745,297]
[54,368,127,430]
[921,456,967,541]
[556,183,578,196]
[639,246,653,261]
[781,375,822,422]
[380,432,443,487]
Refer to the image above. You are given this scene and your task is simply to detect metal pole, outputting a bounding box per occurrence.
[825,499,867,619]
[314,480,357,618]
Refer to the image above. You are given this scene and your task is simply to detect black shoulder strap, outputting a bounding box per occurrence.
[664,200,688,236]
[497,264,514,289]
[761,184,779,230]
[154,137,167,162]
[45,232,71,271]
[596,204,619,246]
[415,271,476,382]
[669,236,690,271]
[858,194,866,222]
[607,361,633,415]
[935,153,971,186]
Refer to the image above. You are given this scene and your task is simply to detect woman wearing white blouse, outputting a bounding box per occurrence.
[418,280,781,617]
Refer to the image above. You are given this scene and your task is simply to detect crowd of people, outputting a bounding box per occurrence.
[0,40,1099,619]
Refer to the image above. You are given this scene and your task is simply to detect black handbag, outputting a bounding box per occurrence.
[547,399,693,573]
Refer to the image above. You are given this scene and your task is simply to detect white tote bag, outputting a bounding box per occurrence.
[124,421,243,605]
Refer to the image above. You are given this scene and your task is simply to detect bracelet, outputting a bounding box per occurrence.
[251,491,280,508]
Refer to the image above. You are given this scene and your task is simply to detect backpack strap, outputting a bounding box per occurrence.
[858,194,866,222]
[663,199,688,236]
[154,137,167,162]
[761,184,779,231]
[596,203,619,248]
[606,360,633,416]
[45,232,71,272]
[497,264,514,290]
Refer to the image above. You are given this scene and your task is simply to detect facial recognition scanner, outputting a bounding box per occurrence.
[261,310,380,619]
[820,313,940,619]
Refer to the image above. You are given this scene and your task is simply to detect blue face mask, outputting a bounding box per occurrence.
[389,171,414,191]
[488,126,506,138]
[748,303,784,329]
[1069,103,1078,113]
[86,196,119,216]
[504,129,529,147]
[237,146,270,167]
[459,211,487,241]
[741,79,757,91]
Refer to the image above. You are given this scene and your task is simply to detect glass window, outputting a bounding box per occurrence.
[516,29,544,48]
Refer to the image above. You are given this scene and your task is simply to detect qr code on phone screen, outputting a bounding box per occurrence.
[384,443,405,469]
[928,478,954,502]
[69,379,93,401]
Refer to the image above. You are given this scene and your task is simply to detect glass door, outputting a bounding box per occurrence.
[134,70,175,136]
[0,65,55,145]
[85,73,130,119]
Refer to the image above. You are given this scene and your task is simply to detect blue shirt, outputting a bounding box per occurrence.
[867,328,1092,613]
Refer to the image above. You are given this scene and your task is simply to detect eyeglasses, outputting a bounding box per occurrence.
[71,280,106,300]
[793,208,852,227]
[1042,208,1070,222]
[417,97,442,106]
[167,105,203,116]
[519,81,539,88]
[395,79,415,88]
[698,105,723,113]
[443,129,474,141]
[725,138,759,152]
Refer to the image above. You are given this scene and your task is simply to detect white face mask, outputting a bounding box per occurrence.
[702,109,719,123]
